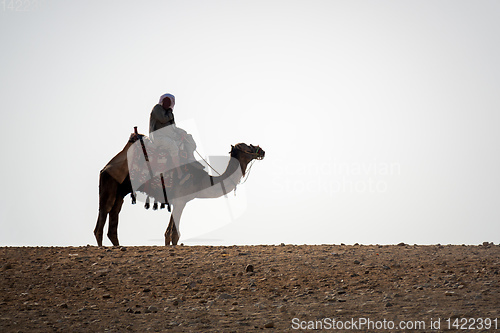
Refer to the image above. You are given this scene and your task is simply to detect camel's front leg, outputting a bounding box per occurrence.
[165,217,177,246]
[165,201,185,246]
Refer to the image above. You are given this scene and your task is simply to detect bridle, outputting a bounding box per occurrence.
[233,145,265,160]
[252,146,265,160]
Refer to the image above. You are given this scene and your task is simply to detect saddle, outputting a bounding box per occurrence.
[127,131,204,206]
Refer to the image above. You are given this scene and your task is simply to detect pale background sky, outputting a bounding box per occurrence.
[1,0,499,246]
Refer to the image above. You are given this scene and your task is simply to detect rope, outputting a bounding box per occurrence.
[193,148,256,196]
[239,160,255,185]
[194,149,221,176]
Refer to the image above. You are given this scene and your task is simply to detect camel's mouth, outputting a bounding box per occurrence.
[255,147,266,160]
[253,146,265,160]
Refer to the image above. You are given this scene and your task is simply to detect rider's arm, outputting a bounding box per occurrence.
[151,104,174,124]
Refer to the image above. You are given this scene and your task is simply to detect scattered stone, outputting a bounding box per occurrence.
[278,305,288,312]
[103,294,111,299]
[245,264,254,273]
[143,288,151,293]
[57,303,68,309]
[324,295,336,302]
[445,291,456,296]
[385,302,393,307]
[218,293,234,300]
[264,322,275,328]
[145,306,158,313]
[280,243,285,246]
[353,260,361,265]
[95,268,110,277]
[398,242,406,246]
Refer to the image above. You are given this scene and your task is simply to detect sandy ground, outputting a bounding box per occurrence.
[1,244,499,332]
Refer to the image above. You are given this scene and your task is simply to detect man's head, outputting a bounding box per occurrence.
[159,93,175,110]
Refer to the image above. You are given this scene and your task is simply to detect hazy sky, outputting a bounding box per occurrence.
[1,0,499,246]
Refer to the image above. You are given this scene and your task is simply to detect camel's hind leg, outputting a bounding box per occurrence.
[94,171,118,246]
[94,210,109,247]
[107,196,124,246]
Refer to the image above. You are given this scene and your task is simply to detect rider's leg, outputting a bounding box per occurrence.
[151,129,189,182]
[170,154,184,179]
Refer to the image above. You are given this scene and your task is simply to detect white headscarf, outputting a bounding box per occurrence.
[159,93,175,109]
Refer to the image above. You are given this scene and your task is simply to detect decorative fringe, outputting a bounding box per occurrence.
[140,196,170,211]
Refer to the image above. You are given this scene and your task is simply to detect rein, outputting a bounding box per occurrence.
[194,149,221,176]
[194,146,261,194]
[239,160,256,185]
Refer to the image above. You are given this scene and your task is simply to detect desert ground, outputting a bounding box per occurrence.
[1,243,499,332]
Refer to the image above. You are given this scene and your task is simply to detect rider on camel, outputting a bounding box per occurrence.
[149,93,190,184]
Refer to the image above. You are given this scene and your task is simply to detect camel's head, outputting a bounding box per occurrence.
[231,143,265,161]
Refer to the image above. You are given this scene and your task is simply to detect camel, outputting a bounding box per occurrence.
[94,133,265,246]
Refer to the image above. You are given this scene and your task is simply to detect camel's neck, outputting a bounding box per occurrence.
[216,153,249,189]
[198,153,250,199]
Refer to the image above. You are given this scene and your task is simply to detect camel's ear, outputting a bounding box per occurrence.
[231,145,234,149]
